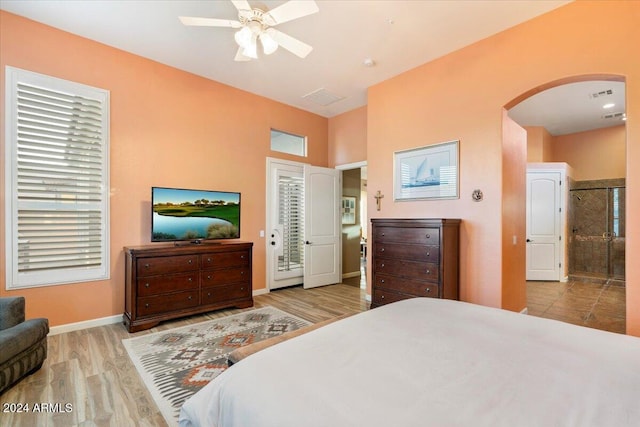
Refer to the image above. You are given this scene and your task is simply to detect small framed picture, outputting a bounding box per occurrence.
[394,140,459,201]
[341,196,356,224]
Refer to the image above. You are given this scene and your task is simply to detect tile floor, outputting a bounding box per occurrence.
[526,279,626,334]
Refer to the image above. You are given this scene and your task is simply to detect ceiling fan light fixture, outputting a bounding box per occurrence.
[234,26,252,48]
[242,33,258,58]
[260,31,278,55]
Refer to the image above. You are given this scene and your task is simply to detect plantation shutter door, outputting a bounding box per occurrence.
[277,174,304,274]
[6,67,110,289]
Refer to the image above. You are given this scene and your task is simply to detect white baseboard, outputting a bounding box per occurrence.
[49,314,122,336]
[253,288,269,296]
[342,271,360,279]
[520,307,529,314]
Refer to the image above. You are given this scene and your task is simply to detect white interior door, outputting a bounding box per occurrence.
[526,171,561,280]
[303,165,341,289]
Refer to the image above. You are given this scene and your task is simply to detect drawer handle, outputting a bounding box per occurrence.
[188,259,193,264]
[145,283,150,288]
[207,258,212,263]
[188,277,192,282]
[426,269,430,274]
[425,288,431,293]
[381,263,385,268]
[380,279,385,284]
[426,251,430,257]
[145,303,149,308]
[380,248,385,252]
[381,233,385,236]
[381,295,385,299]
[144,263,150,269]
[241,271,244,275]
[207,275,212,280]
[188,295,192,300]
[241,255,245,259]
[240,287,245,291]
[426,234,431,238]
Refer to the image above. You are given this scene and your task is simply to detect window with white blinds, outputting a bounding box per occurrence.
[5,67,110,289]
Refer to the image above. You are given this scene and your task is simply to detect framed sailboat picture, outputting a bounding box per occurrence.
[394,140,459,201]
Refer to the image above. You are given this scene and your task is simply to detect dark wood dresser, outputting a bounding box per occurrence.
[123,242,253,332]
[371,218,460,308]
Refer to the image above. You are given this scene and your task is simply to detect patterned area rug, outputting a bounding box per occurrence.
[122,306,311,425]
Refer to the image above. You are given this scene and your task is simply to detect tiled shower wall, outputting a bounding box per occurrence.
[569,178,625,282]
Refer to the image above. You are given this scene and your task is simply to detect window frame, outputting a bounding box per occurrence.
[4,66,110,290]
[270,129,307,157]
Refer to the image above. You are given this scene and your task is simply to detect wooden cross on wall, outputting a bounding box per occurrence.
[374,190,384,211]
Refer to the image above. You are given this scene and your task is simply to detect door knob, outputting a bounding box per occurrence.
[305,241,313,245]
[526,239,532,242]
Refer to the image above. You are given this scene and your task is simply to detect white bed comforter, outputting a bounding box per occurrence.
[179,298,640,427]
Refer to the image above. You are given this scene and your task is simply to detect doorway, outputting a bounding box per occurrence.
[506,75,627,329]
[337,162,367,289]
[266,158,341,290]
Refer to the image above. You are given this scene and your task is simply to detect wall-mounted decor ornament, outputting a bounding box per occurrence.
[374,190,384,211]
[472,189,483,202]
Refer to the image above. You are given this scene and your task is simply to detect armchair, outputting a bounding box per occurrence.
[0,297,49,394]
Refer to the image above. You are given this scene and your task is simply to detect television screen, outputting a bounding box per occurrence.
[151,187,240,242]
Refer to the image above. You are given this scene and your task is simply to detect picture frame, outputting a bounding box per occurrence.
[341,196,356,224]
[394,140,459,201]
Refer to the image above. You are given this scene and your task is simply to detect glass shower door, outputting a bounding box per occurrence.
[609,187,625,281]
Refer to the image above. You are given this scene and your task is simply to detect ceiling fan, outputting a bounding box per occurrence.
[179,0,319,61]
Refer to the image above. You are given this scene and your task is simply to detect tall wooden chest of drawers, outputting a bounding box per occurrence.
[123,242,253,332]
[371,218,460,308]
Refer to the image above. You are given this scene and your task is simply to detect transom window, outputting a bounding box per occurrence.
[270,129,307,157]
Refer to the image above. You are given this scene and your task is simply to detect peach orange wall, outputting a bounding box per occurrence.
[525,126,554,162]
[0,12,328,327]
[328,106,367,167]
[365,1,640,335]
[550,125,626,181]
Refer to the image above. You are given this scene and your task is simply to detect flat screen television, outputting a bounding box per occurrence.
[151,187,241,242]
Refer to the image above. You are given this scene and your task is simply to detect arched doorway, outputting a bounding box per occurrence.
[504,74,627,333]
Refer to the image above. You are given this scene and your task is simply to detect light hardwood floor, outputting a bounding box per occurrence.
[0,280,626,426]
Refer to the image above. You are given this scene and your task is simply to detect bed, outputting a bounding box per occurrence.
[179,298,640,427]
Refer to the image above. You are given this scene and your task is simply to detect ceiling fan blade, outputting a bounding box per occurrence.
[179,16,241,28]
[267,28,313,58]
[263,0,319,25]
[234,47,252,62]
[231,0,252,12]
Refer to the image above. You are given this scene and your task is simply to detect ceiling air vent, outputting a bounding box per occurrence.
[602,112,625,119]
[302,88,345,106]
[589,89,613,99]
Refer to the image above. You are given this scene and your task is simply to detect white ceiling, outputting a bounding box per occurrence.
[2,0,624,135]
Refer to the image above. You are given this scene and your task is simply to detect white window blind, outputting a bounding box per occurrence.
[277,175,304,273]
[5,67,110,289]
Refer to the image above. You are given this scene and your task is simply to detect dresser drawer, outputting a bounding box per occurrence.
[137,290,199,317]
[374,258,439,279]
[201,250,250,269]
[136,255,199,277]
[375,273,440,297]
[375,243,440,263]
[372,289,415,306]
[137,272,198,296]
[201,267,250,287]
[374,227,440,245]
[202,283,251,304]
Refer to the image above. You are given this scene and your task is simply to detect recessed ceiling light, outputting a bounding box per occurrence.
[603,103,615,109]
[363,58,376,67]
